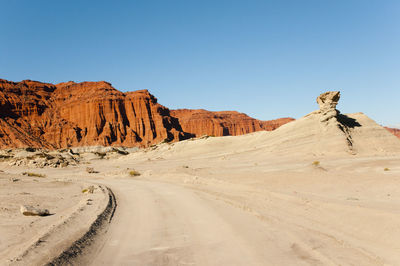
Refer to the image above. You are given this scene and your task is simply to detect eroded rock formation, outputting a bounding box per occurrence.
[171,109,294,137]
[0,79,190,149]
[317,91,341,122]
[0,78,293,149]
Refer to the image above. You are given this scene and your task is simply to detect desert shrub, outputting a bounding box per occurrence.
[129,170,141,176]
[384,168,390,171]
[23,172,46,178]
[82,185,95,193]
[312,161,320,166]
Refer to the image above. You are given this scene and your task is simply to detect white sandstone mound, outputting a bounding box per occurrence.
[142,91,400,158]
[263,91,400,156]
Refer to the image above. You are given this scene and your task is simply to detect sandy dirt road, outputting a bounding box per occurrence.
[87,179,313,266]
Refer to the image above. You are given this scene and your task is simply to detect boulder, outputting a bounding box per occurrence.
[20,205,50,216]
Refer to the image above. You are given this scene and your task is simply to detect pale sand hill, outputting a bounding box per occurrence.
[80,100,400,265]
[1,91,400,265]
[136,111,400,159]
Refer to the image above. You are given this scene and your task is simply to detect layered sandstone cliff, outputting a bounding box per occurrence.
[0,79,190,149]
[0,78,294,149]
[170,109,294,137]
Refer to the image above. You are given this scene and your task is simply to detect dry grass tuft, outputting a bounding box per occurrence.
[82,185,95,193]
[312,161,320,166]
[129,170,141,176]
[23,172,46,178]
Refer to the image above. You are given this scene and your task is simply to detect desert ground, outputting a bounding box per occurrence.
[1,101,400,265]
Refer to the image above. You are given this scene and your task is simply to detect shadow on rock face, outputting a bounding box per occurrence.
[337,114,362,129]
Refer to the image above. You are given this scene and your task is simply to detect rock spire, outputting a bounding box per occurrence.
[317,91,340,122]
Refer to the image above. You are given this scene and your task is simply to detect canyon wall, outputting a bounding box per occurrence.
[2,78,398,149]
[0,79,190,149]
[0,78,294,149]
[171,109,294,137]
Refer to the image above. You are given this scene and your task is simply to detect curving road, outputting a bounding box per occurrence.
[85,179,302,266]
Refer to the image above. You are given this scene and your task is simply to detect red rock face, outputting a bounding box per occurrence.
[0,78,294,149]
[170,109,294,137]
[0,79,190,149]
[385,127,400,139]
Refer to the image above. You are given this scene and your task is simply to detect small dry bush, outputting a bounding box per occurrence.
[312,161,320,166]
[129,170,141,176]
[23,172,46,178]
[82,185,95,193]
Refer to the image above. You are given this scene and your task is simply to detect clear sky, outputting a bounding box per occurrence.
[1,0,399,127]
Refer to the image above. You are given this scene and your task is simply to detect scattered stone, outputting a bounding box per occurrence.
[20,205,50,216]
[86,167,98,174]
[6,149,80,168]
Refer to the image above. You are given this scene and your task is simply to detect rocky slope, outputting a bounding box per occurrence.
[0,79,292,149]
[171,109,294,137]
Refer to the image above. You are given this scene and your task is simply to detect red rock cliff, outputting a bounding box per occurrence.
[170,109,294,137]
[385,127,400,139]
[0,78,294,149]
[0,79,190,149]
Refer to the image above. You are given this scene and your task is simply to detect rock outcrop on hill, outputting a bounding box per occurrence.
[142,91,400,161]
[0,79,293,149]
[316,91,340,122]
[273,91,400,155]
[170,109,294,137]
[385,127,400,139]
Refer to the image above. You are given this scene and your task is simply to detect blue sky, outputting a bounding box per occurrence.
[1,0,399,126]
